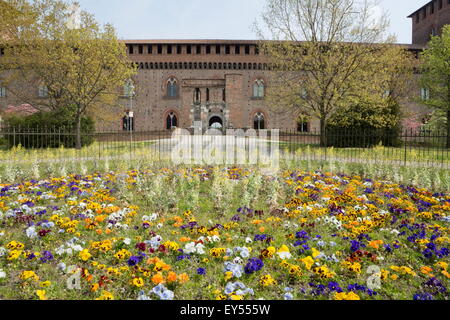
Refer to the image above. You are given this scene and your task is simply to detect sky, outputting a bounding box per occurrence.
[75,0,430,44]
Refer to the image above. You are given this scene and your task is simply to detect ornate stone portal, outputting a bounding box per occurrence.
[182,79,230,132]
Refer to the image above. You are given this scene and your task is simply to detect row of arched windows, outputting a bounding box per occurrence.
[163,78,265,99]
[134,62,270,71]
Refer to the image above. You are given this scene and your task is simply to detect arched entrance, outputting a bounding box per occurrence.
[209,116,223,129]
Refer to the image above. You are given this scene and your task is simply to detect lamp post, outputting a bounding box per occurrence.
[128,80,135,156]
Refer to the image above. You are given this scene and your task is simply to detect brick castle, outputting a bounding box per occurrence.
[1,0,449,132]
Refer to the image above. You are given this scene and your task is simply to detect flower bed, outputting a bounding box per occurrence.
[0,168,449,300]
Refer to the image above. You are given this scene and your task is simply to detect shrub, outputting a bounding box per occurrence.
[326,99,402,148]
[3,110,95,149]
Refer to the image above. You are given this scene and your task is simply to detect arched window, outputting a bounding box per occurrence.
[166,112,178,130]
[254,112,265,130]
[167,78,178,97]
[253,79,265,98]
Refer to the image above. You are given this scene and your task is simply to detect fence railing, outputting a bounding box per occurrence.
[0,127,448,168]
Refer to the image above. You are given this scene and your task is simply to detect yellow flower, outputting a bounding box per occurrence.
[132,277,145,288]
[20,270,40,281]
[301,256,315,270]
[224,271,234,281]
[40,281,51,288]
[311,248,321,258]
[79,249,92,261]
[334,292,360,300]
[6,241,25,250]
[7,250,22,260]
[36,290,47,300]
[96,290,114,300]
[435,262,448,271]
[230,295,244,300]
[259,274,277,287]
[114,249,131,260]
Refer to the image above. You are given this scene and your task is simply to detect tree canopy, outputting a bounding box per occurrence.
[1,0,136,148]
[255,0,414,145]
[420,25,450,147]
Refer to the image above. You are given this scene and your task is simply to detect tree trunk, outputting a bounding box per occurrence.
[447,109,450,149]
[320,117,327,147]
[75,114,82,150]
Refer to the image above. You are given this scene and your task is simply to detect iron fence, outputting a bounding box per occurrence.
[0,126,448,168]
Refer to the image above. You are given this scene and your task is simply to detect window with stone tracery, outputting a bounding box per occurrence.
[253,112,265,130]
[253,79,265,98]
[166,112,178,130]
[167,78,178,97]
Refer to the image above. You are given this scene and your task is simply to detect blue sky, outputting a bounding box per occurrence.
[76,0,429,44]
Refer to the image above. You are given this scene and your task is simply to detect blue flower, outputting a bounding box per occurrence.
[197,268,206,275]
[284,293,294,300]
[413,293,434,300]
[39,250,53,263]
[350,240,361,252]
[244,258,264,274]
[127,255,143,266]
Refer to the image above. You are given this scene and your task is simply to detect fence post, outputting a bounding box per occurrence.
[404,129,407,166]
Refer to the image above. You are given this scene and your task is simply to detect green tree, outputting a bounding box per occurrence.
[420,25,450,148]
[255,0,413,146]
[2,0,136,149]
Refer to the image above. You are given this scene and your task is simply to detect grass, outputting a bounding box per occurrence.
[279,142,450,163]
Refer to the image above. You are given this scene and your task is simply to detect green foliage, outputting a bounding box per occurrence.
[420,25,450,112]
[4,110,95,148]
[326,98,402,147]
[420,25,450,147]
[423,109,447,133]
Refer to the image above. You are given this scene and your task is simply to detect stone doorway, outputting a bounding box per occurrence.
[209,116,223,129]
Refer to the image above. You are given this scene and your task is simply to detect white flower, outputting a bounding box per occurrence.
[0,269,6,279]
[233,257,243,264]
[184,242,205,255]
[245,237,253,244]
[195,243,205,254]
[184,242,196,254]
[156,223,163,229]
[0,247,7,257]
[123,238,131,245]
[26,226,38,239]
[57,263,67,273]
[277,251,292,260]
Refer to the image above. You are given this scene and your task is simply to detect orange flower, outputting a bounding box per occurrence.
[91,283,100,292]
[95,215,107,223]
[368,240,384,249]
[178,273,189,284]
[179,237,191,242]
[147,257,161,265]
[151,273,165,285]
[96,229,103,235]
[259,227,266,233]
[421,266,434,277]
[167,272,177,283]
[105,229,112,235]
